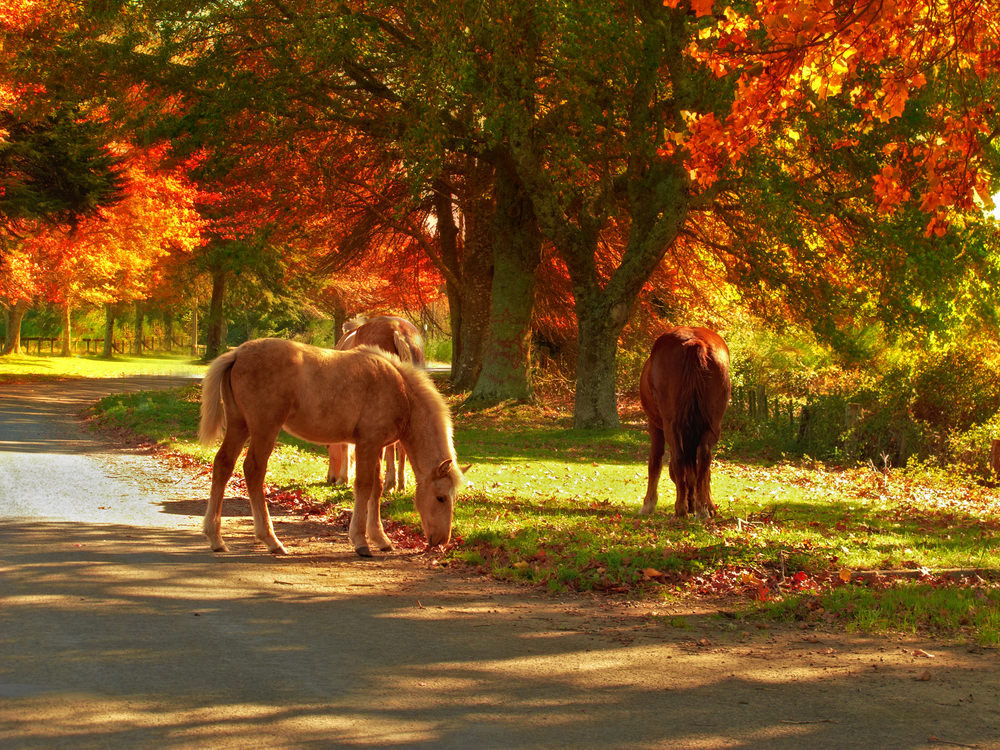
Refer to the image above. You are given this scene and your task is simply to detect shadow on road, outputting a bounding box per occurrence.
[3,519,1000,749]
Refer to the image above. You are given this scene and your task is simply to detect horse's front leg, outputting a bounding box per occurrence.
[244,434,287,555]
[351,444,392,556]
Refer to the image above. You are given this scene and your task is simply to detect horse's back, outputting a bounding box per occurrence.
[226,338,408,445]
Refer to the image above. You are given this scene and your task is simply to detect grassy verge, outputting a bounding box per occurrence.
[0,352,207,381]
[86,383,1000,646]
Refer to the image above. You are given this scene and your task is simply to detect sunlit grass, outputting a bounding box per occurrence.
[0,351,206,380]
[87,384,1000,646]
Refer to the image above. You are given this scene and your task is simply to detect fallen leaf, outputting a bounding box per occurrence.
[915,670,932,681]
[642,567,665,581]
[838,568,853,583]
[913,649,935,658]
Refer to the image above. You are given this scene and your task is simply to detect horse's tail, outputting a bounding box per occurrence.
[393,330,413,365]
[673,339,713,466]
[199,349,238,444]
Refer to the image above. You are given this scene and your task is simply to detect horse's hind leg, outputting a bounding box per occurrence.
[350,443,392,556]
[327,443,351,484]
[694,442,717,519]
[204,420,249,552]
[640,424,665,515]
[382,443,398,492]
[244,431,287,555]
[396,443,406,492]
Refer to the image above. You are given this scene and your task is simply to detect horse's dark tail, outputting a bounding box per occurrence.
[672,339,713,466]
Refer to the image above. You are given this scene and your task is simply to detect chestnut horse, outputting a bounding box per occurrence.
[639,327,731,518]
[199,338,463,556]
[327,316,425,490]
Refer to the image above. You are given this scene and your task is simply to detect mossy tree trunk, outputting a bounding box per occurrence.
[465,157,540,407]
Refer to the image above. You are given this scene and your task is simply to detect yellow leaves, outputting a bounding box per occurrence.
[838,568,853,583]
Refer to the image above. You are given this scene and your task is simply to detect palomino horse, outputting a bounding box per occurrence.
[327,316,425,490]
[199,338,463,556]
[639,327,731,518]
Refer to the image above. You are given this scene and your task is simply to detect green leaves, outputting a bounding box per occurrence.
[0,107,125,226]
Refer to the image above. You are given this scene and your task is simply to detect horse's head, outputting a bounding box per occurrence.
[414,458,464,547]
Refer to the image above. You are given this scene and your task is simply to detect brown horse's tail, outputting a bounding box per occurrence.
[393,330,413,365]
[673,339,714,465]
[199,350,238,444]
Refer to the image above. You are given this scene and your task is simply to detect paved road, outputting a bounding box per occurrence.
[2,377,1000,749]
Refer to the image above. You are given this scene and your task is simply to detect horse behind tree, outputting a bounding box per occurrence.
[199,337,462,556]
[639,327,731,518]
[327,315,425,490]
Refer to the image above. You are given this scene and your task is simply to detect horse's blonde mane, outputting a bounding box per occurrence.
[353,344,460,483]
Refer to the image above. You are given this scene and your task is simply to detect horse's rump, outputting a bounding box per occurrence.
[644,327,731,457]
[337,316,424,365]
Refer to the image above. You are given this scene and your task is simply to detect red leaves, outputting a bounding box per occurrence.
[671,0,997,232]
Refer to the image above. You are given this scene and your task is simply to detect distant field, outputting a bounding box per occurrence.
[0,352,207,381]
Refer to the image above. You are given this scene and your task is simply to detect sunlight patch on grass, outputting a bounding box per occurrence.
[1,352,206,380]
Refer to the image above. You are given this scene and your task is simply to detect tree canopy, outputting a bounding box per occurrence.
[2,0,999,426]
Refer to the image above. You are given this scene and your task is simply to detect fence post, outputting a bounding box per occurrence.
[990,439,1000,477]
[756,384,768,420]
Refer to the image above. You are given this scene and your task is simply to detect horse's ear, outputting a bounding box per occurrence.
[434,459,453,479]
[460,464,471,475]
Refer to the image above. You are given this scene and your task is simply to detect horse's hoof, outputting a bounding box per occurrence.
[210,543,229,553]
[269,544,289,555]
[378,542,394,552]
[355,545,373,557]
[638,505,654,516]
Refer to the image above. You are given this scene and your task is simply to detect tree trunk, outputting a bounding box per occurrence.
[573,293,630,428]
[441,164,494,391]
[190,300,199,357]
[163,311,173,353]
[133,301,145,355]
[102,303,115,358]
[204,269,227,360]
[2,300,27,355]
[60,302,72,356]
[466,159,540,407]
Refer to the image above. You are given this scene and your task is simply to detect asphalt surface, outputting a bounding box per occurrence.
[2,377,1000,749]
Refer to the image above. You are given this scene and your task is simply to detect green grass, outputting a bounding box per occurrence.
[83,382,1000,647]
[0,352,207,380]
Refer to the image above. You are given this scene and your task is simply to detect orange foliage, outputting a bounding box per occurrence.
[4,142,203,308]
[677,0,998,233]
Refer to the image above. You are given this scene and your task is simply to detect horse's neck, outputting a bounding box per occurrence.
[402,388,453,479]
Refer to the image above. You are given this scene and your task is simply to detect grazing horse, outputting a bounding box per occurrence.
[639,327,731,518]
[199,338,463,557]
[327,316,425,490]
